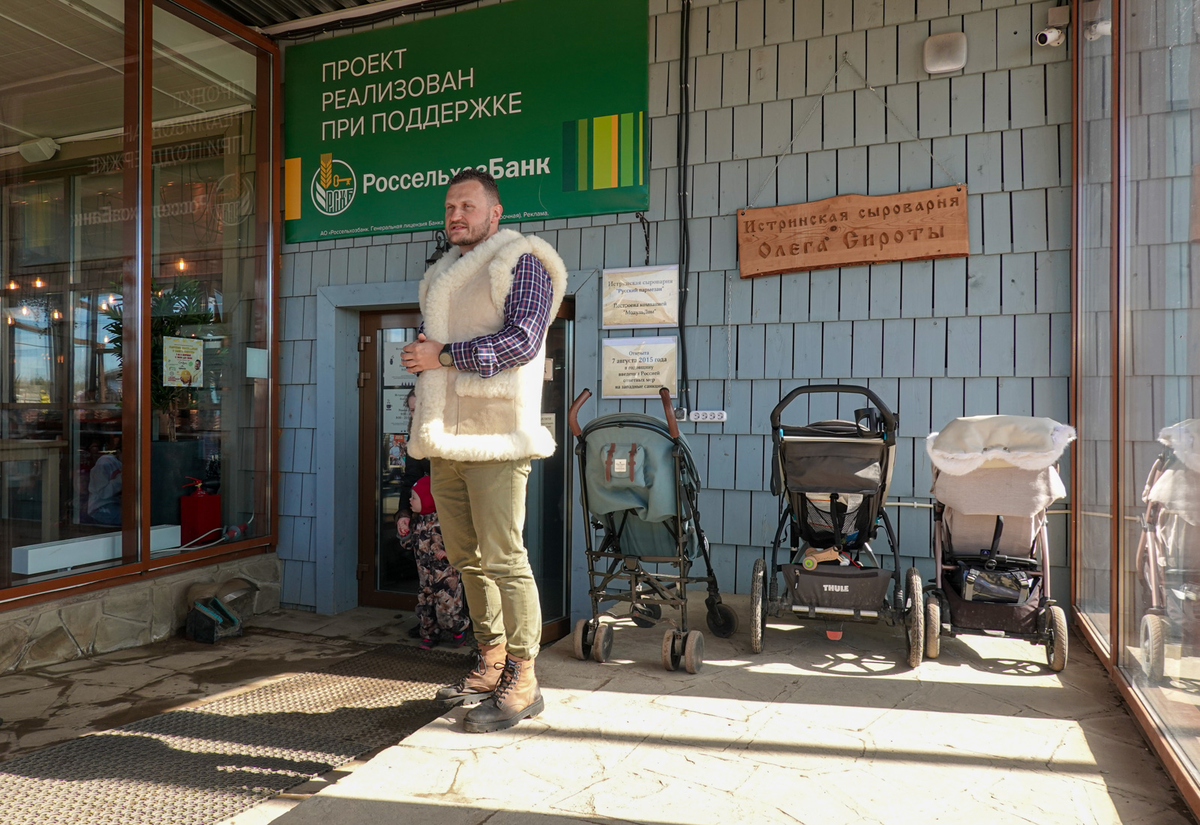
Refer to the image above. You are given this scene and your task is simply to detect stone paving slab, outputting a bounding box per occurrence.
[268,596,1193,825]
[0,607,415,765]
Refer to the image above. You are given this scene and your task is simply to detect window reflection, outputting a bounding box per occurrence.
[0,0,130,586]
[147,3,269,555]
[1117,0,1200,787]
[1076,0,1115,646]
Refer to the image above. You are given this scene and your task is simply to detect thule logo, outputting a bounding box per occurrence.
[822,584,850,592]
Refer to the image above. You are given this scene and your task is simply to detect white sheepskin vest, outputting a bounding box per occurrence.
[408,229,567,463]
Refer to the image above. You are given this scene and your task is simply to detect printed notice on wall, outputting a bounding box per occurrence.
[602,265,678,329]
[601,336,677,399]
[382,342,410,386]
[163,336,204,388]
[383,388,412,433]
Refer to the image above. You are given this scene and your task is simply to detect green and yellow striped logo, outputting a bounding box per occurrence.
[562,111,646,192]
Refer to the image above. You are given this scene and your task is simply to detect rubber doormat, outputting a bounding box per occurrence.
[0,644,470,825]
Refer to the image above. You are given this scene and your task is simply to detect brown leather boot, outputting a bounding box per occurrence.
[462,655,544,733]
[435,643,506,708]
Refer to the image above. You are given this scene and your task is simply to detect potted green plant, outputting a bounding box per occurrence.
[104,278,214,441]
[104,278,217,527]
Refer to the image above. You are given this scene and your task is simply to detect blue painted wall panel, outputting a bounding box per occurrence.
[273,0,1072,612]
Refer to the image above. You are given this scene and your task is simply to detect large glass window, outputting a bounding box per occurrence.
[0,0,133,587]
[1119,0,1200,782]
[0,0,274,592]
[146,2,270,554]
[1077,0,1116,648]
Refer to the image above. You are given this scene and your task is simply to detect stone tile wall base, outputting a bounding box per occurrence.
[0,554,282,672]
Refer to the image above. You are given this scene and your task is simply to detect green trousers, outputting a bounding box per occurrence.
[429,456,541,660]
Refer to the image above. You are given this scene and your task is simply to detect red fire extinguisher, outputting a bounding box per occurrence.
[180,477,221,546]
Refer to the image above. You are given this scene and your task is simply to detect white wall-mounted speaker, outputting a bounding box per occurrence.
[18,137,60,163]
[923,32,968,75]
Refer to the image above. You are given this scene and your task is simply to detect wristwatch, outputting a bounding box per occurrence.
[438,343,454,368]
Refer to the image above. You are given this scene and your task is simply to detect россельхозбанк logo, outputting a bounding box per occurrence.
[311,153,356,216]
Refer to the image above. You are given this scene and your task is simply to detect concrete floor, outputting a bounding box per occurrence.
[0,599,1193,825]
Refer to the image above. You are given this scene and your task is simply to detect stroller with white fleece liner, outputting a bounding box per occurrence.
[1135,419,1200,683]
[924,415,1076,671]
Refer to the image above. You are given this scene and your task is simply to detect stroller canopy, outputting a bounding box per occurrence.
[1145,419,1200,527]
[1157,419,1200,474]
[927,414,1076,476]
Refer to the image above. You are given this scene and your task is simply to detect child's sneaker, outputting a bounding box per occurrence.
[451,631,470,647]
[419,636,439,650]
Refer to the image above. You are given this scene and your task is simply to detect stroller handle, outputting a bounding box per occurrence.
[568,387,681,439]
[568,388,592,437]
[659,387,680,439]
[770,383,897,434]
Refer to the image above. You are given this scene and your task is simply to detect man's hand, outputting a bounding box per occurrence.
[401,333,444,373]
[396,516,410,537]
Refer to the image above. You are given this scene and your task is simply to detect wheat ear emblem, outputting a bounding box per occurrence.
[319,154,333,189]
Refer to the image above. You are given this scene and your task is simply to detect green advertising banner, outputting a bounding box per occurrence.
[283,0,649,243]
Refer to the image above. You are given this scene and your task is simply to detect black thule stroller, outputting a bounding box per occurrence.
[752,384,924,667]
[568,388,737,674]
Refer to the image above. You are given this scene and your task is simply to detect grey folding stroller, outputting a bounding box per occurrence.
[752,384,925,668]
[568,388,737,674]
[925,415,1075,671]
[1135,419,1200,682]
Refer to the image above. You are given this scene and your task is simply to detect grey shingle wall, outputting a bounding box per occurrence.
[277,0,1072,611]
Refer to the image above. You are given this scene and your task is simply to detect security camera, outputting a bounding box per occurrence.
[1035,26,1066,47]
[1085,20,1112,41]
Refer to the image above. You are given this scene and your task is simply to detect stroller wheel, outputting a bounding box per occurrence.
[1140,614,1166,682]
[683,630,705,674]
[706,604,739,638]
[662,630,683,672]
[592,622,614,663]
[904,568,925,669]
[1045,605,1068,672]
[924,595,941,660]
[750,558,766,654]
[572,618,593,661]
[630,603,662,628]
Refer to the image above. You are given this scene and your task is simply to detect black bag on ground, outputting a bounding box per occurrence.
[953,564,1031,604]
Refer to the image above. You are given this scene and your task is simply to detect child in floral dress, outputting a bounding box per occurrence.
[403,475,470,649]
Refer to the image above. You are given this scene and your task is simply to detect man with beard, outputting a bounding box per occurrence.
[401,168,566,732]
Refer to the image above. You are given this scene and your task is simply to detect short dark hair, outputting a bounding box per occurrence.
[448,167,501,207]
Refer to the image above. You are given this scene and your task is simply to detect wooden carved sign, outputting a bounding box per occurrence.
[737,185,969,279]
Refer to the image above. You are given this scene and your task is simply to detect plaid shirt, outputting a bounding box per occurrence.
[445,252,553,378]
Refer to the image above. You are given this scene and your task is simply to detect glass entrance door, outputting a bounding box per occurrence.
[358,310,420,610]
[357,309,572,637]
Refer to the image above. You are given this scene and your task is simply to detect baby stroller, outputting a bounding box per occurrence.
[753,384,925,668]
[925,415,1075,671]
[568,387,738,674]
[1136,419,1200,683]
